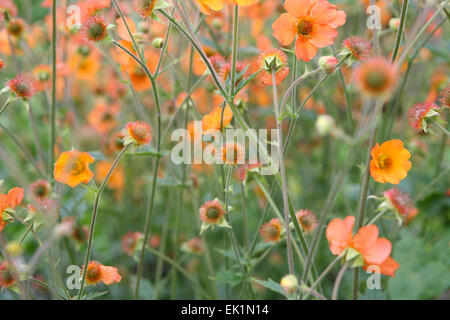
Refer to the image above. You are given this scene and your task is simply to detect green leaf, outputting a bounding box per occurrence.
[209,270,243,287]
[251,278,288,298]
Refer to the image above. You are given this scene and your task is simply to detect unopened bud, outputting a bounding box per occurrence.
[280,274,299,295]
[152,37,164,49]
[389,18,401,32]
[316,114,335,136]
[6,242,22,257]
[319,56,338,74]
[212,18,222,29]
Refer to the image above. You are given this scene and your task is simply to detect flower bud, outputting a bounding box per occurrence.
[319,56,338,74]
[389,18,401,32]
[6,242,22,257]
[280,274,299,295]
[152,37,164,49]
[316,114,335,136]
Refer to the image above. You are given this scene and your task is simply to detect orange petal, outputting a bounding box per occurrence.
[284,0,313,18]
[272,13,297,46]
[100,266,122,285]
[326,216,354,255]
[309,24,337,47]
[310,1,336,24]
[295,38,318,61]
[352,225,378,253]
[378,257,399,277]
[329,10,346,28]
[363,238,392,266]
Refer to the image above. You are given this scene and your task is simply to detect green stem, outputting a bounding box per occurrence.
[272,69,294,275]
[49,0,57,181]
[0,95,11,117]
[77,144,131,299]
[391,0,409,63]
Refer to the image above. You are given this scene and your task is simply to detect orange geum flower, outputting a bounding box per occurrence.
[5,75,35,100]
[0,261,17,289]
[407,102,440,134]
[326,216,399,276]
[124,121,153,146]
[354,57,398,98]
[29,179,51,202]
[121,231,143,256]
[195,0,225,15]
[272,0,346,62]
[218,142,246,165]
[133,0,157,19]
[260,218,282,243]
[257,48,290,86]
[381,188,419,223]
[0,187,24,231]
[370,139,412,185]
[54,150,95,188]
[199,198,225,225]
[295,209,318,234]
[82,261,122,286]
[82,15,108,42]
[202,105,233,133]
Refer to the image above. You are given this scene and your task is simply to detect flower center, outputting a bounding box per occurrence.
[297,20,313,36]
[206,207,221,221]
[366,70,387,90]
[69,159,85,176]
[377,154,392,169]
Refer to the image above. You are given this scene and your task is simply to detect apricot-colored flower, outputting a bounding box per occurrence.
[272,0,346,62]
[0,187,24,231]
[124,121,153,145]
[295,209,318,233]
[6,75,35,100]
[407,102,439,133]
[354,57,398,98]
[29,180,51,202]
[82,15,108,42]
[218,142,246,165]
[133,0,157,19]
[83,261,122,286]
[326,216,399,276]
[257,48,290,86]
[88,99,120,134]
[199,199,225,224]
[382,188,418,223]
[0,262,17,289]
[54,150,95,188]
[202,105,233,133]
[370,139,411,185]
[260,218,282,243]
[121,231,143,256]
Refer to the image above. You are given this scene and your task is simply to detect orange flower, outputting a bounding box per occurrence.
[83,261,122,286]
[383,188,418,223]
[0,262,17,289]
[257,48,290,86]
[0,187,24,231]
[124,121,153,145]
[295,209,318,233]
[218,142,246,165]
[260,218,282,243]
[326,216,399,276]
[195,0,225,15]
[54,150,95,188]
[199,199,225,224]
[370,139,411,185]
[354,57,398,98]
[88,99,120,134]
[202,105,233,133]
[272,0,346,61]
[121,231,143,256]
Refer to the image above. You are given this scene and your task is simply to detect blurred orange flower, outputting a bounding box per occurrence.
[54,150,95,187]
[0,187,24,231]
[83,261,122,285]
